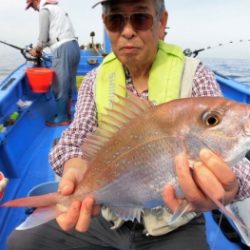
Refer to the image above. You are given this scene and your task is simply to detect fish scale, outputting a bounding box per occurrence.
[88,139,179,210]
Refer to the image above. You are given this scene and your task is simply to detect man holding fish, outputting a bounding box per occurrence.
[7,0,250,249]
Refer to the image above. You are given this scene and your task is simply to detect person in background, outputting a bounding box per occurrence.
[26,0,80,126]
[8,0,250,249]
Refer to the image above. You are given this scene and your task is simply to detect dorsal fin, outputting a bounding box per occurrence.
[81,93,153,161]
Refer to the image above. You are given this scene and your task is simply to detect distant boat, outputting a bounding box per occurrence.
[0,39,249,249]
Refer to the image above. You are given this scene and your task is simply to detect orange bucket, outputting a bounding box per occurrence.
[26,67,54,93]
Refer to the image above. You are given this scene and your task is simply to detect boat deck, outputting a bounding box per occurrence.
[0,91,68,248]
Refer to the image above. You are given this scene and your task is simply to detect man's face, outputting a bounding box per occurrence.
[31,0,40,11]
[102,0,167,68]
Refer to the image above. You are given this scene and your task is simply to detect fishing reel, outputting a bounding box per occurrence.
[184,38,250,58]
[0,40,51,67]
[20,44,37,61]
[183,48,205,58]
[21,44,51,67]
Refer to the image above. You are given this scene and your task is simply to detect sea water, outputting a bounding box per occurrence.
[202,58,250,85]
[0,50,25,82]
[0,50,250,85]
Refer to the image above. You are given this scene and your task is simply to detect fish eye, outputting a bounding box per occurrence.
[203,112,221,127]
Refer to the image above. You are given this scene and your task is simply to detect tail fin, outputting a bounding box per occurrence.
[1,192,61,230]
[16,206,62,230]
[1,192,58,208]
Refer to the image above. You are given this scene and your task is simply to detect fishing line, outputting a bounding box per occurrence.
[183,39,250,57]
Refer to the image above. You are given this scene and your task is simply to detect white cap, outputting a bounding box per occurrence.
[92,0,113,8]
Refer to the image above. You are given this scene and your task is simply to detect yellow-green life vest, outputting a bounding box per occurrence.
[95,41,185,120]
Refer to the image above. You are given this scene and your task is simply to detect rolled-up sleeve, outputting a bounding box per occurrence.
[36,9,50,49]
[49,69,98,176]
[232,159,250,200]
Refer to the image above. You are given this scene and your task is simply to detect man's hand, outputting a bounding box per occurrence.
[56,158,101,232]
[163,148,239,213]
[29,47,42,57]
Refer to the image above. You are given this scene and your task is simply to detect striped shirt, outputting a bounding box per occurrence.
[49,63,250,200]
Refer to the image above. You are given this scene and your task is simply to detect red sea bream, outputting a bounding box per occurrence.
[2,95,250,229]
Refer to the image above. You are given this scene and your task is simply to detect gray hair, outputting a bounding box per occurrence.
[155,0,166,15]
[102,0,166,15]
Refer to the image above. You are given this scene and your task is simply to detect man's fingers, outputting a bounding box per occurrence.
[193,162,225,205]
[175,152,207,206]
[58,182,75,196]
[75,197,95,232]
[165,149,239,214]
[163,185,182,212]
[200,149,238,190]
[199,149,239,202]
[56,196,100,232]
[58,168,81,196]
[56,201,81,231]
[92,204,102,217]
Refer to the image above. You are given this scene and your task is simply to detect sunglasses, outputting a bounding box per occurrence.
[103,13,155,32]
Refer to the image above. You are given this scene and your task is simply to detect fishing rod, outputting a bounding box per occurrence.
[0,40,36,61]
[0,40,51,66]
[0,40,28,51]
[183,38,250,58]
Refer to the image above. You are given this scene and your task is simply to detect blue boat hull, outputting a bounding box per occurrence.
[216,71,250,104]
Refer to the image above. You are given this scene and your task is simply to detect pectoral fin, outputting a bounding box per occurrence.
[168,200,191,225]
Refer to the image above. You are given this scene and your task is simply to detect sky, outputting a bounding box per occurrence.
[0,0,250,60]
